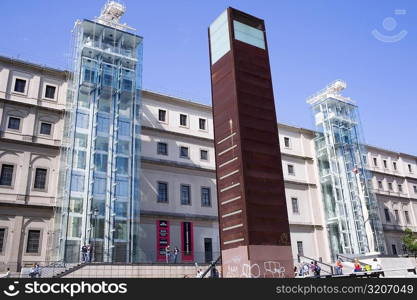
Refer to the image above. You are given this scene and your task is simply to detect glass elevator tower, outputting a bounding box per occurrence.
[307,80,385,260]
[54,1,143,263]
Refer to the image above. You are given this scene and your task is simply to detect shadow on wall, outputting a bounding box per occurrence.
[141,99,166,131]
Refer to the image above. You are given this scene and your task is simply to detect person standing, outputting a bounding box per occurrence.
[335,260,343,275]
[313,261,321,278]
[173,246,179,263]
[309,261,316,276]
[81,245,88,263]
[84,245,90,263]
[29,264,37,278]
[165,245,171,263]
[353,259,362,273]
[87,244,93,262]
[29,264,40,278]
[302,263,309,277]
[371,258,382,271]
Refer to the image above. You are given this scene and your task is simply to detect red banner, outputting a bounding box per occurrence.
[156,220,170,262]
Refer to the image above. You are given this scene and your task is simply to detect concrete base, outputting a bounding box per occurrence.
[222,245,294,278]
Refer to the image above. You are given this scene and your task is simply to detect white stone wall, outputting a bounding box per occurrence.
[0,58,66,271]
[367,146,417,255]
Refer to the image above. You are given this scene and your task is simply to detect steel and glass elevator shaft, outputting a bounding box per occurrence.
[55,2,143,263]
[307,80,385,260]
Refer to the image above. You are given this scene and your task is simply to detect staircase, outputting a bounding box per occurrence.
[18,262,81,278]
[52,263,85,278]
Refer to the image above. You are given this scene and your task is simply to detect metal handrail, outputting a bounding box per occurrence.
[201,256,221,278]
[297,254,334,275]
[336,254,367,266]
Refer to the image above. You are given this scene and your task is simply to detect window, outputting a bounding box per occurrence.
[76,112,89,129]
[297,241,304,256]
[95,137,108,151]
[116,157,129,175]
[200,149,208,161]
[373,157,378,166]
[83,68,96,83]
[158,109,167,122]
[69,197,83,214]
[0,228,5,253]
[391,244,397,255]
[383,160,387,169]
[363,155,368,165]
[75,133,88,148]
[68,216,82,238]
[71,174,85,192]
[291,197,299,214]
[393,162,397,170]
[180,146,189,159]
[118,120,131,136]
[378,180,383,189]
[414,186,417,194]
[0,164,14,186]
[408,164,413,173]
[26,230,41,253]
[94,153,108,172]
[39,122,52,135]
[388,182,393,191]
[103,74,113,87]
[157,182,168,203]
[14,78,26,93]
[234,20,266,49]
[404,211,411,224]
[114,202,128,217]
[33,168,47,190]
[394,209,400,222]
[97,116,110,133]
[98,95,111,112]
[119,96,133,117]
[78,90,90,108]
[121,79,132,91]
[287,164,295,175]
[74,150,86,169]
[384,208,390,222]
[93,177,106,195]
[44,85,56,99]
[7,117,21,130]
[180,114,187,127]
[115,177,129,197]
[157,142,168,156]
[201,187,211,207]
[284,137,290,148]
[199,118,206,130]
[117,140,130,155]
[398,184,403,193]
[180,184,191,205]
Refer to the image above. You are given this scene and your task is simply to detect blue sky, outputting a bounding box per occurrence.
[0,0,416,155]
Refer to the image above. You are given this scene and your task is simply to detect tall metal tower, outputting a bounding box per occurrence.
[54,1,143,263]
[307,80,385,260]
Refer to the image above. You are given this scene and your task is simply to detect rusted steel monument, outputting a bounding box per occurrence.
[208,7,294,278]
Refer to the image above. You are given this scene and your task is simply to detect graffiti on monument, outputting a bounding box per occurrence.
[225,256,286,278]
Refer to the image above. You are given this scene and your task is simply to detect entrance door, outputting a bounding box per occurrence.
[204,238,213,263]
